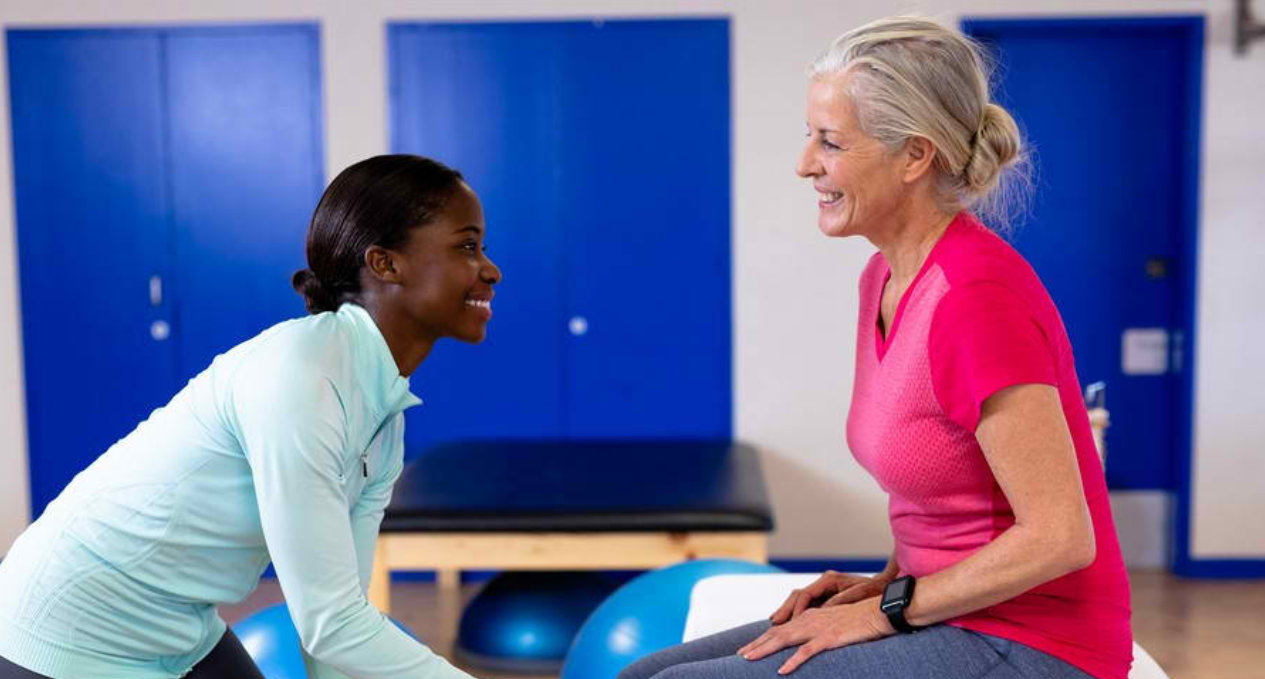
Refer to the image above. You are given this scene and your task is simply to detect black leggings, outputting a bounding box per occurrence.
[0,629,264,679]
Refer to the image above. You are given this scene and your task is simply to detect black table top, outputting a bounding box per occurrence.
[382,439,774,533]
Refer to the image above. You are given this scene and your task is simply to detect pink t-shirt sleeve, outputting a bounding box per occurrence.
[929,281,1058,432]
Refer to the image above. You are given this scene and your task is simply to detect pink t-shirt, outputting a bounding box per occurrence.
[846,212,1132,679]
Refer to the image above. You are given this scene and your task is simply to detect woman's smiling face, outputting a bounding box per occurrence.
[388,181,502,344]
[796,73,908,239]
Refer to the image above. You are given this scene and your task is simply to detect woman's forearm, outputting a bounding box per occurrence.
[901,521,1093,628]
[895,384,1097,628]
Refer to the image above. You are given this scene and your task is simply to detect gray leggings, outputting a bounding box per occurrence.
[618,621,1095,679]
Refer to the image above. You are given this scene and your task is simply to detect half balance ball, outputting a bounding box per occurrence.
[456,571,620,674]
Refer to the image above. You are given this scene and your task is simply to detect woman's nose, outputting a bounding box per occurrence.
[795,143,819,178]
[481,255,502,285]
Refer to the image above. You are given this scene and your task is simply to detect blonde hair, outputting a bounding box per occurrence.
[810,16,1031,229]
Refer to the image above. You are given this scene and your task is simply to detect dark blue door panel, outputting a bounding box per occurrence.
[166,26,324,381]
[556,20,731,438]
[963,18,1200,490]
[8,30,178,515]
[9,25,325,516]
[389,19,731,450]
[391,23,568,449]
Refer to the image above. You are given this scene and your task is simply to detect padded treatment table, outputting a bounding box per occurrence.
[368,440,773,616]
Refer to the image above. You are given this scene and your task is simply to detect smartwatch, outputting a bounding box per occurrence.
[880,575,924,634]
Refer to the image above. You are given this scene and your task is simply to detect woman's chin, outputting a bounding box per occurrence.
[452,325,488,344]
[817,216,855,238]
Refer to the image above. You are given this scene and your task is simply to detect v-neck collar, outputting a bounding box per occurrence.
[873,214,964,362]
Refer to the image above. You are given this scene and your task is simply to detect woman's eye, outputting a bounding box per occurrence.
[460,241,479,253]
[821,139,842,151]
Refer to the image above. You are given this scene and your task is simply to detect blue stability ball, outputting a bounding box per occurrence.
[561,559,784,679]
[457,571,620,674]
[234,603,417,679]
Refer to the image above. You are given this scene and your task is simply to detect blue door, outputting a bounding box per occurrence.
[555,20,731,438]
[9,31,178,514]
[390,19,731,451]
[961,18,1202,491]
[166,27,325,379]
[8,25,324,516]
[391,23,569,442]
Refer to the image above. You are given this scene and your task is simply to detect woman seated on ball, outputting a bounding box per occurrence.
[620,16,1132,679]
[0,155,499,679]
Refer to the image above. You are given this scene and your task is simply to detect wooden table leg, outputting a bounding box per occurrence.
[436,569,462,653]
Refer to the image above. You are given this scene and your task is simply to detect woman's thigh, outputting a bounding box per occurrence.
[626,624,1093,679]
[618,620,770,679]
[185,629,265,679]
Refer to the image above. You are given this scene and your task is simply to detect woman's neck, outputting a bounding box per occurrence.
[356,293,434,377]
[873,205,958,288]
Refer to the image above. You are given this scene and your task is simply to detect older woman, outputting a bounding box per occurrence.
[618,16,1131,679]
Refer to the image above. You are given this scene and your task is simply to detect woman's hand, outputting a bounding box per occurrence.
[740,599,894,674]
[768,570,893,624]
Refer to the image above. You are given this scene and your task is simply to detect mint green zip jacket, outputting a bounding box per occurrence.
[0,303,473,679]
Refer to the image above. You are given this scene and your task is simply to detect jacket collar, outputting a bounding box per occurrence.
[336,303,423,417]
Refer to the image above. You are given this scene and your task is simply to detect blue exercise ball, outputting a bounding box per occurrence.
[560,559,784,679]
[233,603,417,679]
[457,571,620,674]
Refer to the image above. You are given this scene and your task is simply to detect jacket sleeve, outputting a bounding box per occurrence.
[231,365,473,679]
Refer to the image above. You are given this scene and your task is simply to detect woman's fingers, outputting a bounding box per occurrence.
[769,588,805,623]
[790,589,816,618]
[737,626,775,658]
[739,620,814,661]
[736,634,760,659]
[822,583,873,606]
[777,639,827,675]
[771,575,832,622]
[737,627,781,659]
[771,572,873,622]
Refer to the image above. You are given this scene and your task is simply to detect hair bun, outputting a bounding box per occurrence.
[291,269,339,314]
[965,103,1022,195]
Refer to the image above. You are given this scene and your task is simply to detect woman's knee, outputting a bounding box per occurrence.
[616,655,667,679]
[618,652,702,679]
[641,664,699,679]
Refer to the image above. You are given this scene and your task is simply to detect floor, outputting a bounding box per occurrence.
[222,569,1265,679]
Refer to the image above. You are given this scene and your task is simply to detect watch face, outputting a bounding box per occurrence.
[885,577,911,603]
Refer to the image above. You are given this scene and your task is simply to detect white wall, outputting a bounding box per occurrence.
[1,0,1258,564]
[1191,2,1265,558]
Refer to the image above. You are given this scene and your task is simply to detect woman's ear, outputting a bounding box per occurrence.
[901,136,938,184]
[364,245,402,284]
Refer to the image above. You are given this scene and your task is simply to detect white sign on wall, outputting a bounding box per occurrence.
[1122,328,1169,375]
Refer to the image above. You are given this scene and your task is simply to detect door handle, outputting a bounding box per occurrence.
[149,275,163,306]
[151,320,170,341]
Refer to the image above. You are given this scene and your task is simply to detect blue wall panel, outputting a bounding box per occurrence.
[390,19,731,451]
[165,26,325,379]
[8,25,324,516]
[962,18,1199,492]
[8,30,178,516]
[391,23,568,445]
[555,20,730,437]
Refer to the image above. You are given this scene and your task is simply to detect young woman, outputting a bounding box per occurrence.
[0,155,500,679]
